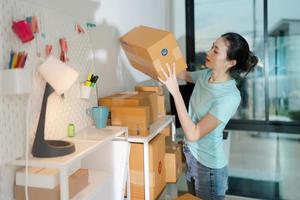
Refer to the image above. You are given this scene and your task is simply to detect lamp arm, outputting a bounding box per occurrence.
[33,82,54,144]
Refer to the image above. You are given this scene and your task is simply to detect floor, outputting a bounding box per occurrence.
[162,129,300,200]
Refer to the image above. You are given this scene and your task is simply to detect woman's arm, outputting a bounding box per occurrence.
[177,70,193,83]
[159,63,220,141]
[172,91,220,141]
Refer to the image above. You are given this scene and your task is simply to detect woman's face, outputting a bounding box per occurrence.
[205,37,232,71]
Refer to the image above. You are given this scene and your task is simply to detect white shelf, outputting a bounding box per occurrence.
[127,115,175,143]
[11,126,127,169]
[0,68,32,95]
[10,125,129,200]
[71,170,111,200]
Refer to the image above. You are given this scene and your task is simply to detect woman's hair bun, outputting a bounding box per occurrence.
[246,51,258,71]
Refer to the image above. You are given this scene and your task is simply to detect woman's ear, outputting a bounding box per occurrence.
[227,59,236,69]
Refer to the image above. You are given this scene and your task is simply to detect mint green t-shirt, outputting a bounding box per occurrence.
[186,69,241,169]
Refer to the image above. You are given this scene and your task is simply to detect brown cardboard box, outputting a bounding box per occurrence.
[99,91,158,123]
[135,85,163,95]
[137,92,158,123]
[157,95,166,117]
[130,134,166,200]
[15,169,89,200]
[120,26,187,81]
[135,85,166,117]
[165,141,182,183]
[176,193,202,200]
[111,106,150,136]
[161,124,171,137]
[99,93,143,109]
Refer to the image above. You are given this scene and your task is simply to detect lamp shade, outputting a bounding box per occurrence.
[38,55,79,95]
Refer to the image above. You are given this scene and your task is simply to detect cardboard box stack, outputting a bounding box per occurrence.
[129,134,166,200]
[15,168,88,200]
[99,92,158,123]
[120,25,187,81]
[99,91,158,136]
[99,85,167,137]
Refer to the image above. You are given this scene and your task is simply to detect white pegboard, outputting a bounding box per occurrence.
[0,0,98,199]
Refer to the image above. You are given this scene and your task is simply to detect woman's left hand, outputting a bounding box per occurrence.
[158,63,180,96]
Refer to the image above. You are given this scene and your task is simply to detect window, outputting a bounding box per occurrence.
[186,0,300,133]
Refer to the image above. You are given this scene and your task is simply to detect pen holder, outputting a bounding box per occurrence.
[0,68,32,95]
[80,82,92,99]
[12,20,34,43]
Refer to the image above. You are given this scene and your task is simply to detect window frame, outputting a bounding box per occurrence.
[185,0,300,134]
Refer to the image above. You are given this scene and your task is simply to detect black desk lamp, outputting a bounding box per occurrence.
[32,56,79,157]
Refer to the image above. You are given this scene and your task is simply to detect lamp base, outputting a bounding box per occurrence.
[32,140,75,158]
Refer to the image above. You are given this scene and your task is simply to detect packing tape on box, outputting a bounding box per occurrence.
[153,59,162,70]
[135,85,163,95]
[110,93,140,105]
[130,170,156,187]
[126,51,153,68]
[173,46,183,60]
[125,47,183,70]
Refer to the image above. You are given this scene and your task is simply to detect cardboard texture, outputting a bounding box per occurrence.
[157,95,166,117]
[99,91,158,124]
[130,134,166,200]
[176,193,202,200]
[161,124,171,137]
[135,85,166,117]
[120,26,187,81]
[165,141,182,183]
[135,85,163,95]
[137,91,158,123]
[111,106,150,136]
[15,169,88,200]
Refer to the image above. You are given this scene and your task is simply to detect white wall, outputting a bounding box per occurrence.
[89,0,170,96]
[0,0,170,199]
[24,0,169,97]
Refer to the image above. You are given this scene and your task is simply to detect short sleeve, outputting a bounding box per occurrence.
[188,69,208,83]
[209,95,241,124]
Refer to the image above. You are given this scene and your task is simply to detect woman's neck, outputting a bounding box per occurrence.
[209,70,230,83]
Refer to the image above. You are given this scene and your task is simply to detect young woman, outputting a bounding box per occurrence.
[158,32,258,200]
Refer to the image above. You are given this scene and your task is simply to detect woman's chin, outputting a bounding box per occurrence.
[205,62,211,68]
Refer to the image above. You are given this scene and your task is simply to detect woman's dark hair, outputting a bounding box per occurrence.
[221,32,258,81]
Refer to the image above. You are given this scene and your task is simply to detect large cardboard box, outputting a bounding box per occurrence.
[176,193,202,200]
[130,134,166,200]
[165,141,182,183]
[99,91,158,124]
[15,169,88,200]
[111,106,150,136]
[120,26,187,81]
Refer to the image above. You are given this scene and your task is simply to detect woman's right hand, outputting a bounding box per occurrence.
[158,63,180,96]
